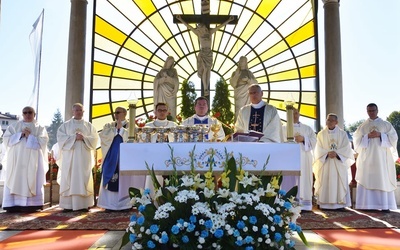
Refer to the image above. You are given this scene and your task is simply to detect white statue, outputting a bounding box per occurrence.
[153,56,179,119]
[230,56,258,117]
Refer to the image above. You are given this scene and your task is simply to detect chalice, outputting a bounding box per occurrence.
[210,121,221,142]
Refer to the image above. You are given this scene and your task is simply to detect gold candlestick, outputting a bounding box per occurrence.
[285,100,295,142]
[127,97,139,143]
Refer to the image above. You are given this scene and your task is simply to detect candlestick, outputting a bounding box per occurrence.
[285,101,295,142]
[127,98,138,143]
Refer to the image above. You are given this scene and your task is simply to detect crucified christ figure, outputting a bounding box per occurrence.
[176,15,235,97]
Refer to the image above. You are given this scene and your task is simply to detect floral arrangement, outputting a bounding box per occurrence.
[120,147,307,249]
[396,158,400,182]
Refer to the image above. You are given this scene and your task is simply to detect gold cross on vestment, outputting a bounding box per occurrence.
[250,111,260,130]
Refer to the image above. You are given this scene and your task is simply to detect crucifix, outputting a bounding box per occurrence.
[174,0,237,98]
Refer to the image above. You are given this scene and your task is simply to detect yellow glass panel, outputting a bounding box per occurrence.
[95,16,127,46]
[299,104,317,118]
[269,69,300,82]
[256,0,280,19]
[300,65,316,78]
[135,1,157,16]
[124,39,153,59]
[92,104,111,118]
[93,62,112,76]
[286,20,315,47]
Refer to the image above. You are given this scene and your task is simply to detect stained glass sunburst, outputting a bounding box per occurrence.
[90,0,319,131]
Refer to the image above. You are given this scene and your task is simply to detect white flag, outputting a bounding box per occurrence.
[28,9,44,118]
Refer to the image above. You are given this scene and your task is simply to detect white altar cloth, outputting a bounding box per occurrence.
[120,142,300,176]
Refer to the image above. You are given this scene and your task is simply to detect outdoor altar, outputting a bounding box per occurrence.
[120,142,300,176]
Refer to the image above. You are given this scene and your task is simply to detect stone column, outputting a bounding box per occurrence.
[323,0,344,127]
[64,0,87,120]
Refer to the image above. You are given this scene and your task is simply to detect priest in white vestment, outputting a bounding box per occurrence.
[313,113,355,210]
[2,106,48,212]
[354,103,398,211]
[182,97,225,141]
[282,109,317,211]
[57,103,98,212]
[235,84,282,143]
[98,107,145,211]
[144,103,178,194]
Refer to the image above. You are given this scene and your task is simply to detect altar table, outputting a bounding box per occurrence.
[120,142,300,176]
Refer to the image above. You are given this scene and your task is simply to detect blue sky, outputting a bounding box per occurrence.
[0,0,399,128]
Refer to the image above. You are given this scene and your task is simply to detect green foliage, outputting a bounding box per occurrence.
[179,79,197,119]
[345,119,365,133]
[387,111,400,155]
[46,109,63,149]
[211,78,235,135]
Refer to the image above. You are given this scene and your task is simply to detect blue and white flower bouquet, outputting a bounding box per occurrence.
[121,147,307,249]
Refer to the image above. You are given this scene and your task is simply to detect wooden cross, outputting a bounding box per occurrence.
[173,0,237,98]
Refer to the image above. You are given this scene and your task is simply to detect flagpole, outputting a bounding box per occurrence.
[29,9,44,120]
[36,9,44,120]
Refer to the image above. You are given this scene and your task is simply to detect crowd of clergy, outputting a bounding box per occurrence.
[0,85,398,213]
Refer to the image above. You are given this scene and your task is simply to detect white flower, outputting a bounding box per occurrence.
[166,186,177,194]
[181,175,195,187]
[239,176,253,188]
[252,187,265,197]
[133,242,143,249]
[217,188,230,198]
[202,187,215,198]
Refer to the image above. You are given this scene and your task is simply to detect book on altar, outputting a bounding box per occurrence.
[233,130,264,142]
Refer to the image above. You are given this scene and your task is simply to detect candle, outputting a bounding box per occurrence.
[285,101,295,142]
[127,98,138,143]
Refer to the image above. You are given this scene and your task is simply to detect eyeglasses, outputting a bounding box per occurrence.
[23,111,33,114]
[114,111,122,114]
[157,109,168,112]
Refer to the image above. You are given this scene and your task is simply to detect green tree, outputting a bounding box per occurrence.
[211,78,235,135]
[387,111,400,155]
[345,119,365,133]
[47,109,63,149]
[179,79,197,120]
